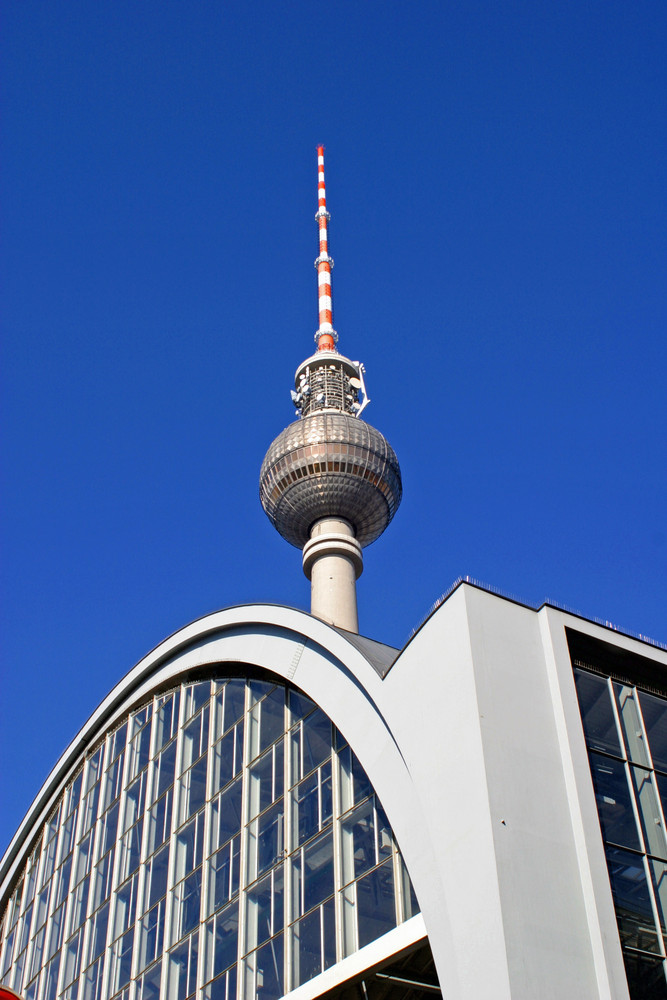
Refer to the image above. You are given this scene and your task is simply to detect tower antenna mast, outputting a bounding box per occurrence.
[315,145,337,351]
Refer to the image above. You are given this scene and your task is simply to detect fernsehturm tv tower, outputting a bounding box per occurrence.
[260,148,402,633]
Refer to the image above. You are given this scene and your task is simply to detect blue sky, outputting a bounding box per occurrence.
[1,0,665,854]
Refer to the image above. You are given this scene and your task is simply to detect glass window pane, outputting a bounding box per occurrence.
[146,843,170,910]
[137,960,162,1000]
[650,859,667,934]
[207,837,240,917]
[154,740,177,802]
[179,754,208,824]
[147,789,173,856]
[301,710,331,777]
[211,730,235,797]
[640,691,667,774]
[123,773,146,833]
[302,829,334,916]
[82,956,104,1000]
[129,724,152,781]
[210,778,243,853]
[172,868,202,943]
[166,933,198,1000]
[88,901,109,962]
[102,755,123,812]
[588,752,641,850]
[63,929,83,987]
[71,875,90,931]
[356,858,396,949]
[294,771,319,848]
[622,952,667,1000]
[215,681,245,736]
[117,821,142,884]
[101,803,120,857]
[114,874,138,939]
[256,801,284,878]
[605,845,660,953]
[204,901,239,981]
[289,691,315,724]
[341,800,376,884]
[75,831,94,884]
[248,742,283,821]
[574,670,622,756]
[137,901,165,973]
[110,725,127,762]
[246,868,284,954]
[181,708,210,774]
[183,682,211,722]
[249,932,283,1000]
[110,927,133,993]
[43,954,60,1000]
[249,688,284,760]
[174,812,205,883]
[293,907,321,987]
[155,692,180,750]
[202,966,237,1000]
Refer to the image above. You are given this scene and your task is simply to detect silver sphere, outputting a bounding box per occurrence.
[260,412,402,549]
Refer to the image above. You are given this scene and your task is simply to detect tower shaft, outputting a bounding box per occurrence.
[303,518,362,632]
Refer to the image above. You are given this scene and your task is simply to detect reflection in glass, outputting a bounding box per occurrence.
[356,858,396,949]
[246,932,283,1000]
[574,670,621,755]
[588,753,640,850]
[204,901,239,983]
[245,866,284,955]
[649,859,667,933]
[166,931,198,1000]
[623,952,667,1000]
[605,846,660,954]
[207,838,240,917]
[292,898,336,988]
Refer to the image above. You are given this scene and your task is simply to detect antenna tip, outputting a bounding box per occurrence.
[317,145,325,156]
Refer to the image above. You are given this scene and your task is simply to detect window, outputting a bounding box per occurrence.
[0,675,420,1000]
[574,660,667,997]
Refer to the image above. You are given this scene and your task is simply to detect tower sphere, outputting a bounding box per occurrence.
[259,409,402,549]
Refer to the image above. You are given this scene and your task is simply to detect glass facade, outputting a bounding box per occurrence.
[574,663,667,998]
[0,675,419,1000]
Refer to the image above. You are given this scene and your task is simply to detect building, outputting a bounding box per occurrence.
[1,152,666,1000]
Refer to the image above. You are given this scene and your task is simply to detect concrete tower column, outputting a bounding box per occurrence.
[302,518,363,633]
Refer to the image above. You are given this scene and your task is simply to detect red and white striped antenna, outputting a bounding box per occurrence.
[315,145,337,351]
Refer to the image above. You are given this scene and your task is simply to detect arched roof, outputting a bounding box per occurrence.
[0,605,424,904]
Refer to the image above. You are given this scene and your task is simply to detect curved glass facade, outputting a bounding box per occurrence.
[0,674,419,1000]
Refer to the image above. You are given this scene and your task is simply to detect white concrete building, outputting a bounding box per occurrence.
[2,584,667,999]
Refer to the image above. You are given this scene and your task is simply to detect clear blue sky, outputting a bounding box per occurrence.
[1,0,665,855]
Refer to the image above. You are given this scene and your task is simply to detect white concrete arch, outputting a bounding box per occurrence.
[0,604,445,982]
